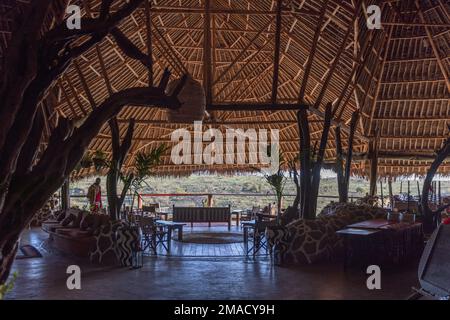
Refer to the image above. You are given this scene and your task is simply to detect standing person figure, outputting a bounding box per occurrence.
[87,178,102,213]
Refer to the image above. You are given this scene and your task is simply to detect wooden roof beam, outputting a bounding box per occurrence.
[203,0,212,105]
[207,103,308,111]
[63,74,88,116]
[213,17,275,86]
[271,0,283,104]
[367,27,393,136]
[332,29,376,119]
[144,0,154,85]
[298,0,329,103]
[73,60,97,110]
[57,79,78,118]
[415,0,450,93]
[315,2,359,109]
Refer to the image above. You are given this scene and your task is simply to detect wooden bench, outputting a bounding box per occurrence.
[172,205,231,230]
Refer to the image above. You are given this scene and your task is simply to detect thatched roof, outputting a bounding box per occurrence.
[1,0,449,178]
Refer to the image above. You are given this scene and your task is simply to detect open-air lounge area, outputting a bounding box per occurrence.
[1,0,449,307]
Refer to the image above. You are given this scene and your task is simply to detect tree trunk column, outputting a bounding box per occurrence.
[0,232,20,284]
[61,178,70,210]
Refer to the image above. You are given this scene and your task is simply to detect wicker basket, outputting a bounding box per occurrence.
[166,75,205,123]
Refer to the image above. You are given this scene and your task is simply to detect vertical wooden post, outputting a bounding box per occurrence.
[61,179,70,210]
[137,194,143,209]
[207,194,213,207]
[388,178,393,210]
[438,181,442,205]
[433,181,437,203]
[380,180,384,207]
[407,180,411,212]
[416,181,421,203]
[369,139,378,197]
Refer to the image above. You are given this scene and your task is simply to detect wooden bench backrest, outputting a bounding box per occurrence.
[173,206,231,223]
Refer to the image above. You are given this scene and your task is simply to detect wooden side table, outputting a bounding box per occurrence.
[336,228,382,270]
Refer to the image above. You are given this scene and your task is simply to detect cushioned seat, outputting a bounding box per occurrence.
[44,219,59,224]
[71,230,92,238]
[56,228,77,236]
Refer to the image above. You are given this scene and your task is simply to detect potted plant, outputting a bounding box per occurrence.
[80,154,93,168]
[92,150,107,171]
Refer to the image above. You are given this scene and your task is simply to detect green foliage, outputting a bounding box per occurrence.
[92,150,107,171]
[134,144,169,181]
[127,144,169,208]
[355,187,365,194]
[0,272,17,300]
[261,151,287,215]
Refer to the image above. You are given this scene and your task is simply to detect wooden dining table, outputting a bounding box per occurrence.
[155,220,186,252]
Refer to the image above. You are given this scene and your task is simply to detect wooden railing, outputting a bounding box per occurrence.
[65,192,363,213]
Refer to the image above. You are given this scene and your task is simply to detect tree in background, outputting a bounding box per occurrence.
[0,0,186,284]
[335,111,359,203]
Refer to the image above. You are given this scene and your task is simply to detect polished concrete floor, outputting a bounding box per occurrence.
[7,228,420,300]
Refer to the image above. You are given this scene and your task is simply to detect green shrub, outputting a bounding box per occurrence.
[0,272,17,300]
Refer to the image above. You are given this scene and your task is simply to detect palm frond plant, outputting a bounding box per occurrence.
[129,144,169,211]
[0,272,17,300]
[261,149,287,223]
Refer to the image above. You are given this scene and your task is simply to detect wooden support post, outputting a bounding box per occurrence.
[407,180,411,212]
[417,181,421,203]
[380,180,384,208]
[369,139,378,197]
[432,181,435,203]
[61,179,70,210]
[137,194,143,209]
[207,194,213,207]
[434,181,437,204]
[439,181,442,205]
[388,178,393,210]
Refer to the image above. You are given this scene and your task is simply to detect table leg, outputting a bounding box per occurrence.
[244,226,249,255]
[178,226,183,241]
[236,213,240,227]
[167,227,172,253]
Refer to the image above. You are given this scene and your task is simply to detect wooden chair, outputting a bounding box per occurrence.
[242,206,260,221]
[246,218,277,256]
[138,217,168,255]
[142,203,160,216]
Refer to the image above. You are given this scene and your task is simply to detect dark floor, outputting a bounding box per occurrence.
[153,223,262,257]
[7,227,420,300]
